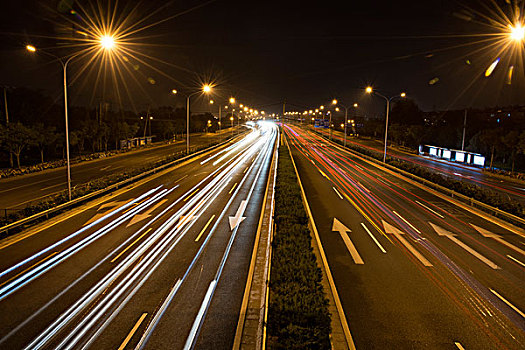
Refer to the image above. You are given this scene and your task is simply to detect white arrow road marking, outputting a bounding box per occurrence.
[382,220,433,267]
[176,215,198,230]
[429,222,500,270]
[332,218,364,264]
[470,223,525,256]
[126,199,168,227]
[84,200,128,226]
[229,200,247,231]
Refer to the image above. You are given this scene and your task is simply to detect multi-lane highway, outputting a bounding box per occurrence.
[0,122,277,349]
[312,126,525,207]
[0,128,242,212]
[284,124,525,349]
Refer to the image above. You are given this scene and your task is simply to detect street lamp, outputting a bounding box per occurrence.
[184,84,212,153]
[26,39,115,201]
[509,23,524,42]
[332,99,358,147]
[365,86,406,162]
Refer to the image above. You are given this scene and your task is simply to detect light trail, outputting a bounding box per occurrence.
[285,124,525,335]
[22,123,275,349]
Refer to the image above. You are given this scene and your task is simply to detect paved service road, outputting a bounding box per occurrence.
[0,122,277,349]
[312,126,525,207]
[284,124,525,349]
[0,128,242,211]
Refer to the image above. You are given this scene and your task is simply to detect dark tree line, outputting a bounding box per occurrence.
[355,99,525,171]
[0,87,219,168]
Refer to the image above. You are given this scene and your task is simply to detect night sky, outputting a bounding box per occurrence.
[0,0,524,116]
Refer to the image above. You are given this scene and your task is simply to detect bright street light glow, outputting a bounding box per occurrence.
[229,97,236,104]
[171,89,177,94]
[353,103,358,107]
[366,86,373,93]
[400,92,406,97]
[203,84,212,93]
[509,23,524,42]
[332,99,337,105]
[26,45,36,52]
[100,35,115,50]
[209,100,214,104]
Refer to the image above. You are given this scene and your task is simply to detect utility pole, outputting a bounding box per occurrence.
[282,100,286,122]
[219,105,222,131]
[3,87,13,168]
[461,109,467,151]
[3,87,8,124]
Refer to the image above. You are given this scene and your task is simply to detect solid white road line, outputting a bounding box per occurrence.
[490,288,525,319]
[332,187,343,200]
[393,211,422,234]
[361,223,386,253]
[506,254,525,267]
[415,200,445,218]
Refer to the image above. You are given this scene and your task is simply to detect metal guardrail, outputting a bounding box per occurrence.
[0,134,245,235]
[312,129,525,229]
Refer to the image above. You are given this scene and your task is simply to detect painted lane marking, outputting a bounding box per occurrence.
[183,188,200,202]
[454,342,465,350]
[117,313,147,350]
[0,252,58,289]
[361,223,386,253]
[332,187,343,200]
[470,223,525,257]
[126,199,168,227]
[111,228,152,263]
[393,211,422,234]
[429,223,499,270]
[332,218,364,264]
[229,182,238,194]
[382,220,433,267]
[195,215,216,242]
[490,288,525,319]
[229,200,247,231]
[415,200,444,218]
[506,255,525,267]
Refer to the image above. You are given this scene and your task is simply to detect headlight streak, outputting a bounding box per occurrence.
[0,186,170,302]
[183,124,277,350]
[3,133,262,347]
[286,124,525,335]
[69,128,274,350]
[200,129,256,165]
[0,186,160,281]
[23,125,274,350]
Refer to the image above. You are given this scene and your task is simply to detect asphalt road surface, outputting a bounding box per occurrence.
[284,123,525,349]
[0,121,277,349]
[0,127,242,212]
[312,126,525,207]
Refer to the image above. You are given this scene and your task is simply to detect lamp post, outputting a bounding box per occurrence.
[185,84,212,154]
[366,87,406,162]
[332,99,359,147]
[26,38,115,201]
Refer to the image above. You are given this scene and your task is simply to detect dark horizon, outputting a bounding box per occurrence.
[1,0,524,116]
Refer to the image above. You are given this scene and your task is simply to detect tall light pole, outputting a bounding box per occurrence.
[26,38,115,201]
[366,87,406,162]
[185,84,212,154]
[331,99,358,147]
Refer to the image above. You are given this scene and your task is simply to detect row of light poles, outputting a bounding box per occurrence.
[298,86,406,163]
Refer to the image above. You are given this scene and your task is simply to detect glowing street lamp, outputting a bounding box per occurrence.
[366,86,406,162]
[185,84,212,153]
[332,99,359,146]
[509,23,524,42]
[100,35,116,50]
[26,42,115,200]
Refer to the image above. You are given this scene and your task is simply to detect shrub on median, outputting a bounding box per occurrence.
[267,142,331,349]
